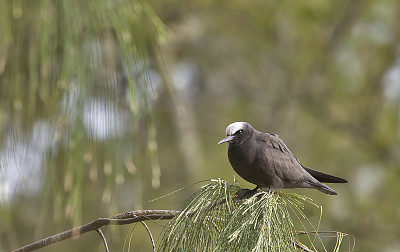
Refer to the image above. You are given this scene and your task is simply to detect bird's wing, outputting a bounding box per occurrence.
[260,133,347,184]
[259,133,311,182]
[302,166,348,183]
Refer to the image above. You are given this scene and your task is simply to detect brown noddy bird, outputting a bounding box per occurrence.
[218,122,347,195]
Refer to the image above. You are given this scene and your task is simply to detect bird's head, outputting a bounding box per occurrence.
[218,122,254,146]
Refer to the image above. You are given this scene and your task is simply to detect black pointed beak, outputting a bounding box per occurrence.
[218,135,234,145]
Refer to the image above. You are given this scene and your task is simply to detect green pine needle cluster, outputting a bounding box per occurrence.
[159,179,239,251]
[159,179,345,252]
[217,191,300,252]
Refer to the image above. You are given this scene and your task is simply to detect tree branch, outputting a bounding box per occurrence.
[12,210,179,252]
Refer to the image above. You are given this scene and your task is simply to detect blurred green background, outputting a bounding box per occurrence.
[1,0,400,251]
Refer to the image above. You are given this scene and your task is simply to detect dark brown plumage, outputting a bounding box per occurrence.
[218,122,347,195]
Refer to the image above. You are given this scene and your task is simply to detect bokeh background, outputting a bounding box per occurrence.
[1,0,400,251]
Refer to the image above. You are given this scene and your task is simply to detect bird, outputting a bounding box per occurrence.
[218,122,347,195]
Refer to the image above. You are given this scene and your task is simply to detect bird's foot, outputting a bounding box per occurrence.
[235,186,259,199]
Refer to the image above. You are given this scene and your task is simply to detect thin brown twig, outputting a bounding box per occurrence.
[12,210,179,252]
[96,228,109,252]
[296,230,349,237]
[141,221,156,252]
[13,197,230,252]
[291,239,315,252]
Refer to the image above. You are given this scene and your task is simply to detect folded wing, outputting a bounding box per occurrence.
[302,166,347,183]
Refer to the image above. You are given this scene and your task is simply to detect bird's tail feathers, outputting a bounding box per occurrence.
[308,181,338,195]
[303,166,348,184]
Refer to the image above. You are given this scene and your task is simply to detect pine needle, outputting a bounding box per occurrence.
[158,179,350,252]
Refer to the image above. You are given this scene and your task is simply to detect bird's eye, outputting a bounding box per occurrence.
[235,130,243,135]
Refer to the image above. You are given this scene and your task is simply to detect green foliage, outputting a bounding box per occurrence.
[0,1,170,249]
[159,179,347,252]
[1,0,399,250]
[160,179,239,251]
[216,192,298,252]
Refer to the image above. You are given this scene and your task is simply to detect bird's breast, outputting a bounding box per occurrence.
[228,145,272,186]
